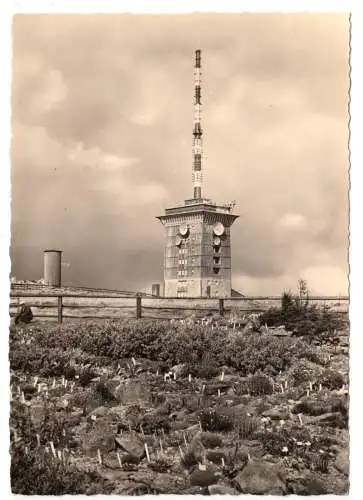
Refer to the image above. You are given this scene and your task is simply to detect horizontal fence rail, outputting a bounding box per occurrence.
[9,289,349,324]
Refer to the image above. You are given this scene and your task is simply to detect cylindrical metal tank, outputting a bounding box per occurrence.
[43,250,62,287]
[152,283,161,297]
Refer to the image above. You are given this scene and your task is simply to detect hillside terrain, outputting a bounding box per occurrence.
[9,301,349,495]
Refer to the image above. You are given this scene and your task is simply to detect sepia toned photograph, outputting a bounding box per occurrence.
[9,12,350,495]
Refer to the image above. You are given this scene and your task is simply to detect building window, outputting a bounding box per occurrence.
[213,267,220,275]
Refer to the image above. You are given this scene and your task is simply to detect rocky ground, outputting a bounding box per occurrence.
[9,317,349,495]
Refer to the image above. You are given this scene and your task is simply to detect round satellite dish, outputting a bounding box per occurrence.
[213,222,225,236]
[213,236,221,247]
[175,235,182,247]
[179,224,189,237]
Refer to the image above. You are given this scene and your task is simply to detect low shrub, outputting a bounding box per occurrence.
[225,332,295,375]
[312,452,330,473]
[237,414,259,439]
[199,432,223,449]
[199,408,234,432]
[320,369,345,390]
[180,447,201,470]
[248,373,274,396]
[260,290,344,340]
[10,445,114,495]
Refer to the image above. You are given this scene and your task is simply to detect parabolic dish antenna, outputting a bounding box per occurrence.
[179,224,189,237]
[213,222,225,236]
[175,235,182,247]
[213,236,221,247]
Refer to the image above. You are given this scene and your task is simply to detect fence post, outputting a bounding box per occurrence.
[136,294,142,319]
[219,298,225,317]
[57,295,63,324]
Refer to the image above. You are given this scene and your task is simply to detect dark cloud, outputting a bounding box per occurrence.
[11,13,349,295]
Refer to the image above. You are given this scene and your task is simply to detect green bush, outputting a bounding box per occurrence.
[260,290,344,339]
[248,373,274,396]
[199,432,223,449]
[199,408,234,432]
[10,317,327,378]
[10,445,114,495]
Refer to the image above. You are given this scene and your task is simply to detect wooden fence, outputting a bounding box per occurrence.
[9,290,349,324]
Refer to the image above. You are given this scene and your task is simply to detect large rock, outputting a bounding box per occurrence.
[171,363,188,378]
[82,425,115,454]
[114,434,145,460]
[289,475,329,495]
[112,379,152,405]
[208,484,238,495]
[234,460,287,495]
[305,412,347,428]
[30,404,46,430]
[334,448,349,475]
[190,470,221,487]
[262,406,290,420]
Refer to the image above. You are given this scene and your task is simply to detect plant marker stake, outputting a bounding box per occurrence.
[202,384,206,393]
[199,420,202,431]
[33,376,38,388]
[156,369,159,376]
[64,379,68,388]
[128,423,132,433]
[218,388,221,398]
[179,445,184,458]
[144,443,150,462]
[307,389,310,397]
[52,378,56,389]
[221,457,225,467]
[221,371,225,382]
[21,392,25,404]
[62,376,65,386]
[17,385,20,395]
[58,450,62,462]
[132,357,136,366]
[183,433,188,447]
[117,452,122,468]
[285,380,288,389]
[140,424,144,437]
[298,414,303,426]
[280,384,284,393]
[36,433,40,447]
[50,441,56,458]
[319,383,322,392]
[37,383,41,393]
[188,374,192,383]
[309,381,313,391]
[173,372,176,381]
[247,453,251,462]
[97,449,102,465]
[160,439,163,454]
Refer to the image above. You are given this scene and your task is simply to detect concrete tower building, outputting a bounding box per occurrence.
[157,50,239,298]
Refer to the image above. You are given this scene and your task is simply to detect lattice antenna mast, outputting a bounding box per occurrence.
[192,49,203,199]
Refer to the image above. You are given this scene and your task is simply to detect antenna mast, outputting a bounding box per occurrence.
[193,49,203,199]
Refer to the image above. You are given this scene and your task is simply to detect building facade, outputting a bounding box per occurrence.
[157,198,238,297]
[157,50,239,298]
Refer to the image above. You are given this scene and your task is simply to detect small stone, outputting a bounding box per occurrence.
[114,434,145,460]
[334,448,349,475]
[208,484,238,495]
[190,470,221,487]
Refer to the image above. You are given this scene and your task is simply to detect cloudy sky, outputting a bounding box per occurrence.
[11,13,350,295]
